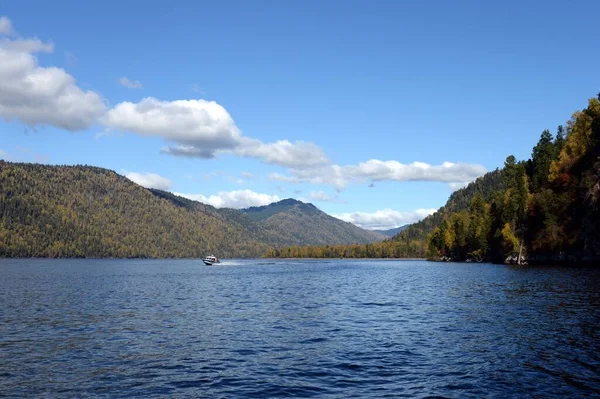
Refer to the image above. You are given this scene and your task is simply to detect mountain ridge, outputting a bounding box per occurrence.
[0,161,384,258]
[240,198,386,245]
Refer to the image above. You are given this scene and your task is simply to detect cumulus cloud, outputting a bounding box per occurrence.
[175,189,280,209]
[333,208,437,230]
[104,98,242,157]
[125,172,172,190]
[0,16,486,199]
[104,96,329,168]
[241,171,254,178]
[346,160,486,183]
[270,161,486,190]
[107,97,484,189]
[119,77,143,89]
[0,38,54,53]
[0,16,14,36]
[0,17,106,130]
[234,138,329,168]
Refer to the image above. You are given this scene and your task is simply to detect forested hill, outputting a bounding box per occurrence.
[266,94,600,263]
[263,171,505,259]
[0,162,385,258]
[391,169,505,248]
[425,95,600,264]
[242,199,386,245]
[0,162,270,258]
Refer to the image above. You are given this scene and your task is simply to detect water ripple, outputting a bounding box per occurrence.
[1,259,599,398]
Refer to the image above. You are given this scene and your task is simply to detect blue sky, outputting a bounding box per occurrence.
[1,1,599,229]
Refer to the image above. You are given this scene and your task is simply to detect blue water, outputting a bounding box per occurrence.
[1,259,599,398]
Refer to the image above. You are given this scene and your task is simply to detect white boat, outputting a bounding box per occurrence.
[203,255,220,265]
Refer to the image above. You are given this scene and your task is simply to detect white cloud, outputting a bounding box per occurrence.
[0,18,106,131]
[270,160,486,190]
[0,149,8,159]
[235,138,329,168]
[175,189,280,209]
[101,89,481,188]
[125,172,172,190]
[241,171,254,178]
[104,98,241,158]
[119,77,143,89]
[0,38,54,53]
[333,208,437,230]
[104,97,329,168]
[347,160,486,183]
[161,144,221,159]
[0,16,14,36]
[309,190,332,201]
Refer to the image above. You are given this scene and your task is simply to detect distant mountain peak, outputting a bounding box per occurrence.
[275,198,304,206]
[242,197,321,220]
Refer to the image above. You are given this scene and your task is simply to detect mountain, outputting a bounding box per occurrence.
[0,161,269,258]
[241,198,386,245]
[0,161,385,258]
[262,171,506,259]
[373,225,409,237]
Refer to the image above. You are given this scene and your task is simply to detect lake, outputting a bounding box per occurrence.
[1,259,599,398]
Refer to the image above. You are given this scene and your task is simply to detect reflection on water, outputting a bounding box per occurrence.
[1,259,599,397]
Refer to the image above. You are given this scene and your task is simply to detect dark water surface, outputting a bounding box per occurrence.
[1,259,599,398]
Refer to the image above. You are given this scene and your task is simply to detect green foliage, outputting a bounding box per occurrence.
[0,162,272,258]
[269,94,600,264]
[264,239,426,259]
[427,95,600,264]
[529,129,555,191]
[386,168,505,256]
[0,163,385,258]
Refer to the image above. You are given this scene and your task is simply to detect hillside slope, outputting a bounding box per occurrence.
[0,162,269,258]
[392,169,505,245]
[0,162,385,258]
[149,190,307,248]
[242,199,386,245]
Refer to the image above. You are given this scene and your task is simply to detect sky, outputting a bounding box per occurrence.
[0,1,599,230]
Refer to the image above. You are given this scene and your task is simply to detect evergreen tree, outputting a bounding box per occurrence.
[530,129,555,191]
[554,125,566,154]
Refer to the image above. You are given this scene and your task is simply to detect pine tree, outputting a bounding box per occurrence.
[530,129,555,191]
